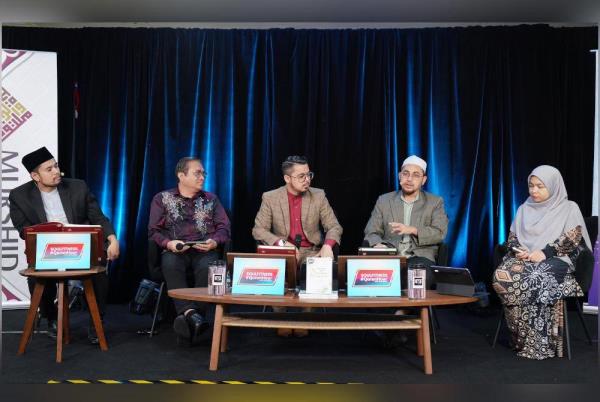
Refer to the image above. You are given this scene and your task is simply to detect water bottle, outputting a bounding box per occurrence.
[226,268,232,293]
[208,260,227,296]
[407,263,426,299]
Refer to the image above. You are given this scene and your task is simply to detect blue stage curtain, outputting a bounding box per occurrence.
[3,25,596,301]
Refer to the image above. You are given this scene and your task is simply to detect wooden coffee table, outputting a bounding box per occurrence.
[168,288,477,374]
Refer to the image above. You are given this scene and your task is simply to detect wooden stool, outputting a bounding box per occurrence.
[18,267,108,362]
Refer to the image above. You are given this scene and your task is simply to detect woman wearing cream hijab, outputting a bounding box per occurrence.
[493,165,591,360]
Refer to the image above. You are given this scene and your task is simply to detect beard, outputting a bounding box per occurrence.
[43,176,61,187]
[401,185,420,196]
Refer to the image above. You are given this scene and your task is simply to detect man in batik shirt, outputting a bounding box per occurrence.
[148,157,230,343]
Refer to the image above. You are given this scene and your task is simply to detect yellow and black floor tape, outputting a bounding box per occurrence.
[48,380,362,384]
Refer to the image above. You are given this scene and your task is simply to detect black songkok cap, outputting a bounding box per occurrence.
[21,147,55,173]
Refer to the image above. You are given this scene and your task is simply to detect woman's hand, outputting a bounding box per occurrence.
[515,250,529,260]
[528,250,546,263]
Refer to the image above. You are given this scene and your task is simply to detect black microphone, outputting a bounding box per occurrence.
[294,234,302,249]
[175,241,206,250]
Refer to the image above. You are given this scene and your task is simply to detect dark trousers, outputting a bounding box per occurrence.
[406,256,436,290]
[160,249,219,315]
[27,272,109,321]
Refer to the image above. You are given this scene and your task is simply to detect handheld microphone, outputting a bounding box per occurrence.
[294,234,302,249]
[175,241,207,251]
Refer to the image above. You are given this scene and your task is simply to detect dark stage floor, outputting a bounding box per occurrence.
[1,303,598,384]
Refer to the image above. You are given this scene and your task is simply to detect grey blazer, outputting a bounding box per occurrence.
[363,190,448,262]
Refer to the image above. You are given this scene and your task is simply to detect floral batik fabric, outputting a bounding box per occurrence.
[492,227,584,359]
[148,188,230,248]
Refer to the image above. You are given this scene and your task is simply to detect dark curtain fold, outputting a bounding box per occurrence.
[2,25,596,302]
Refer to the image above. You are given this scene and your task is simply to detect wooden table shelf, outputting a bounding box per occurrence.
[169,288,477,375]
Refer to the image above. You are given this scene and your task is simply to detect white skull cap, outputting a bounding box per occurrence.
[401,155,427,173]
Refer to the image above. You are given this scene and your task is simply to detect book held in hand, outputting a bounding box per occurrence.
[257,245,296,255]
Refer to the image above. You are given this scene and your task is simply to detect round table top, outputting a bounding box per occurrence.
[19,266,107,278]
[168,288,478,308]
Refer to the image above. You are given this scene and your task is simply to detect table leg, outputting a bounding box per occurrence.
[220,327,229,353]
[209,304,224,370]
[420,307,433,375]
[18,280,45,355]
[83,278,108,351]
[56,281,65,363]
[62,282,70,344]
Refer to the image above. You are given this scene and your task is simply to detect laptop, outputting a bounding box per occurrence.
[431,266,476,297]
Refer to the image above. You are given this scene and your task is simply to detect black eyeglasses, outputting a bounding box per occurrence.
[400,171,424,180]
[288,172,314,181]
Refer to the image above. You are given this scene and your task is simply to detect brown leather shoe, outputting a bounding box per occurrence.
[277,328,292,337]
[293,329,308,338]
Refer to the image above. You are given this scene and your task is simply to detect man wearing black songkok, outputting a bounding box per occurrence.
[9,147,120,343]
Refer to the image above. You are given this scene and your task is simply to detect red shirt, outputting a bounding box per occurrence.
[281,191,337,249]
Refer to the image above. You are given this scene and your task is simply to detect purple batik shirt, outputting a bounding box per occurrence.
[148,187,231,249]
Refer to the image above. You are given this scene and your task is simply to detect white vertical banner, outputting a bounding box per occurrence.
[1,49,58,309]
[593,49,599,217]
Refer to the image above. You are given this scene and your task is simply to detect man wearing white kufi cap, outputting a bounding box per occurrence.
[363,155,448,288]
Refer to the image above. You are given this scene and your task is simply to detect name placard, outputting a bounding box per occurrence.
[35,233,92,270]
[232,257,286,295]
[346,258,401,297]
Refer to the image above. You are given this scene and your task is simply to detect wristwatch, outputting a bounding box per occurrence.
[277,239,286,246]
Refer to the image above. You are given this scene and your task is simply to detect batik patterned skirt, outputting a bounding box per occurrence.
[493,257,582,359]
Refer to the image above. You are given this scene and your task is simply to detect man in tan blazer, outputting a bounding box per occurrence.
[252,155,343,337]
[252,155,343,264]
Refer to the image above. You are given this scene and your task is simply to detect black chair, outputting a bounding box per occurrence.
[491,217,597,359]
[428,242,449,343]
[132,240,169,337]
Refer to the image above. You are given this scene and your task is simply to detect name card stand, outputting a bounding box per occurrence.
[337,255,407,294]
[25,230,102,270]
[226,252,298,291]
[24,222,104,267]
